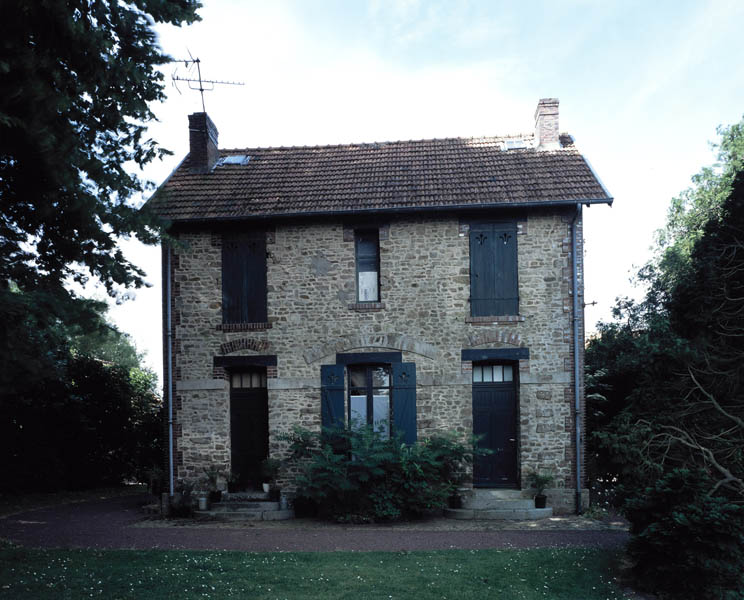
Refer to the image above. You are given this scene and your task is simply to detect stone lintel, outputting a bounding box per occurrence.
[519,373,571,384]
[303,333,439,364]
[267,377,318,390]
[176,379,228,391]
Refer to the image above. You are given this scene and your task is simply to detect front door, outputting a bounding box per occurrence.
[472,363,518,487]
[230,369,268,489]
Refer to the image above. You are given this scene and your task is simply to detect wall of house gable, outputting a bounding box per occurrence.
[167,210,585,510]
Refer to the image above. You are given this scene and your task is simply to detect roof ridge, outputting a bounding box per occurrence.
[218,132,541,154]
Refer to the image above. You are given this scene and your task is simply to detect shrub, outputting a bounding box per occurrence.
[624,468,744,599]
[284,426,475,522]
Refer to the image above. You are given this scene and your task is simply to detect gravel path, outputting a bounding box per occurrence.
[0,494,629,552]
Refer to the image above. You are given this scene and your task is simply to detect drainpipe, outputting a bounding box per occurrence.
[571,204,583,514]
[166,245,174,497]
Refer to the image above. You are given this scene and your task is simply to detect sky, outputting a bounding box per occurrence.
[104,0,744,378]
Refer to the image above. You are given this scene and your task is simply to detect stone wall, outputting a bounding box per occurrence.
[165,209,586,510]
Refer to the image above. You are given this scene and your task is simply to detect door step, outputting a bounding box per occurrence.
[444,489,553,520]
[444,507,553,520]
[195,501,294,521]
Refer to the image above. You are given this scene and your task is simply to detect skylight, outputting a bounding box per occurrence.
[219,155,250,166]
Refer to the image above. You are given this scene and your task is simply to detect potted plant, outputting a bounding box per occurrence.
[260,457,281,493]
[202,465,224,504]
[225,470,241,493]
[527,470,554,509]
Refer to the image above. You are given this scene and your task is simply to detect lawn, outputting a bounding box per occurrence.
[0,544,638,599]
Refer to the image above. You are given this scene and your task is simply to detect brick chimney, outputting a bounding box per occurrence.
[534,98,559,150]
[188,112,219,173]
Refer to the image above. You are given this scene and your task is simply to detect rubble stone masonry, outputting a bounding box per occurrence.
[166,208,586,512]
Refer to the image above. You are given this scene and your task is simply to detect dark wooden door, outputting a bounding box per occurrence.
[230,388,268,488]
[472,382,518,487]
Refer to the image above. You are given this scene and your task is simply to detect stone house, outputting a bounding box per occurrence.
[147,98,611,514]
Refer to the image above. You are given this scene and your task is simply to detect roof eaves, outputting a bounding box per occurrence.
[580,155,613,206]
[163,196,613,225]
[142,154,189,210]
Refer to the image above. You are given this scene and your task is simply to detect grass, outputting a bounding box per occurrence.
[0,485,147,519]
[0,544,639,599]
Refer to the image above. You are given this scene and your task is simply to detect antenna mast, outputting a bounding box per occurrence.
[171,55,244,112]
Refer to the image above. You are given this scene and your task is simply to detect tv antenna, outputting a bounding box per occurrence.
[171,52,244,112]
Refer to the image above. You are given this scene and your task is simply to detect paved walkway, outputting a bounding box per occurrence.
[0,494,629,552]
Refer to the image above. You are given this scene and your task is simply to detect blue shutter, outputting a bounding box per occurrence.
[469,226,495,317]
[320,364,345,429]
[470,223,518,316]
[392,362,417,444]
[493,225,518,315]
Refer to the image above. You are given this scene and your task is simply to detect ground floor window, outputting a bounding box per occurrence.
[320,362,417,445]
[348,365,391,438]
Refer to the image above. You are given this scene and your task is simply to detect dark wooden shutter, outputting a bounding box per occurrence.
[222,232,267,323]
[470,225,496,317]
[392,362,417,444]
[320,364,345,429]
[470,223,518,316]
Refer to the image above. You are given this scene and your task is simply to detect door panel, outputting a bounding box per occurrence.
[473,383,518,487]
[230,388,268,488]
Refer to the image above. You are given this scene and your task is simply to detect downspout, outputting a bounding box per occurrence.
[166,244,174,497]
[571,204,583,514]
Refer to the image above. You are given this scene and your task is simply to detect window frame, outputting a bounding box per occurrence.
[354,228,380,303]
[347,364,392,437]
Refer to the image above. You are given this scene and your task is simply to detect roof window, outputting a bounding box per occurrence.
[504,139,529,150]
[218,155,251,166]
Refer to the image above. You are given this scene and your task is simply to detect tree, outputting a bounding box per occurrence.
[0,1,198,490]
[0,0,200,325]
[586,119,744,598]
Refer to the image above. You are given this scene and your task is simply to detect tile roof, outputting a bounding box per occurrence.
[147,134,611,222]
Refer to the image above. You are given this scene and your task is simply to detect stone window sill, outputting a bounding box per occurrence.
[348,302,385,312]
[216,322,273,332]
[466,315,525,325]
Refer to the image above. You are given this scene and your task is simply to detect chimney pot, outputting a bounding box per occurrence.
[534,98,559,150]
[188,112,219,173]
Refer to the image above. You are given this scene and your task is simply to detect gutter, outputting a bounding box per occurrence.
[166,245,174,497]
[571,203,582,515]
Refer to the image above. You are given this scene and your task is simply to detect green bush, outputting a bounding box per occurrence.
[284,426,475,522]
[624,468,744,599]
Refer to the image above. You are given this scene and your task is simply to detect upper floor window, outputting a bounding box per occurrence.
[355,229,380,302]
[469,222,518,316]
[222,231,267,323]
